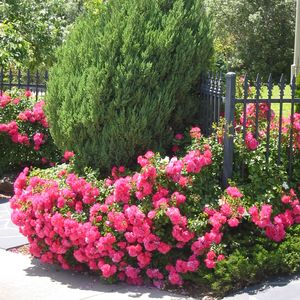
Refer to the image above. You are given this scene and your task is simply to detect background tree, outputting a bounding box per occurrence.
[206,0,296,79]
[0,0,84,70]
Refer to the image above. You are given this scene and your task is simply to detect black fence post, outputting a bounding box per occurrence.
[222,72,236,188]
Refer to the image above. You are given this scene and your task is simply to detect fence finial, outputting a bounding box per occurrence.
[267,74,273,98]
[291,74,296,96]
[254,74,261,97]
[278,74,286,98]
[243,74,249,99]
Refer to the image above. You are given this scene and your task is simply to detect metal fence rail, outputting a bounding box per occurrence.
[0,68,48,100]
[2,67,299,188]
[199,73,224,135]
[201,72,300,187]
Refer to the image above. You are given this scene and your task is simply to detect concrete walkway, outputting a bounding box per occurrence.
[0,249,197,300]
[0,249,299,300]
[1,195,300,300]
[0,196,28,249]
[223,274,300,300]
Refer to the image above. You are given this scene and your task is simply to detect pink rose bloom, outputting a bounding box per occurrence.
[63,150,75,161]
[175,133,184,140]
[144,150,154,159]
[126,244,142,257]
[13,98,20,105]
[281,195,291,204]
[118,166,125,173]
[172,192,186,206]
[147,210,156,219]
[24,90,32,97]
[204,259,216,269]
[226,186,243,198]
[157,242,172,254]
[245,132,259,150]
[190,127,201,139]
[101,264,117,278]
[220,203,232,216]
[168,272,183,286]
[228,218,239,227]
[206,250,216,260]
[217,254,225,261]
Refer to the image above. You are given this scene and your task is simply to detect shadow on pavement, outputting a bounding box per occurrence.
[24,257,191,299]
[0,197,10,204]
[225,272,300,298]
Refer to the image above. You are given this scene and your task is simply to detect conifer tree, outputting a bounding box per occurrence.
[46,0,212,174]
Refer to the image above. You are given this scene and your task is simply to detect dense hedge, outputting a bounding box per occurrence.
[46,0,213,175]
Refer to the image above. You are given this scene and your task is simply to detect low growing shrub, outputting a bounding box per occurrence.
[10,102,300,296]
[0,89,60,175]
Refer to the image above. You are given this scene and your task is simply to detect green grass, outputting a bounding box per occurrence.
[260,85,291,118]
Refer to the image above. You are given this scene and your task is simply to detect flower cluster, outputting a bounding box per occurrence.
[11,140,223,287]
[11,130,300,288]
[291,113,300,150]
[249,189,300,242]
[18,100,48,128]
[0,93,22,107]
[0,89,59,170]
[0,95,48,148]
[235,103,300,152]
[0,121,30,145]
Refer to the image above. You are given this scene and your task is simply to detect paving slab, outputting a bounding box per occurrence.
[0,197,28,249]
[223,273,300,300]
[0,249,197,300]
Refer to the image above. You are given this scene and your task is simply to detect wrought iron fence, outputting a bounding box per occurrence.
[0,68,48,100]
[2,67,299,188]
[200,72,300,187]
[199,73,224,135]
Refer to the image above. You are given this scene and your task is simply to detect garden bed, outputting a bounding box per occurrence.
[0,172,19,195]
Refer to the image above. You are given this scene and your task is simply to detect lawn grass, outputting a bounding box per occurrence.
[260,85,291,118]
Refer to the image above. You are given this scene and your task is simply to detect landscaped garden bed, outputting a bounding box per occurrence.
[9,106,300,297]
[2,0,300,298]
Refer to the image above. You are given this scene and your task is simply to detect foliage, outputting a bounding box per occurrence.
[206,0,296,78]
[46,0,213,175]
[199,224,300,295]
[296,72,300,113]
[0,0,83,70]
[10,103,300,295]
[0,89,60,175]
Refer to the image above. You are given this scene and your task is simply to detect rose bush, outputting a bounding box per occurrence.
[0,89,60,175]
[10,101,300,296]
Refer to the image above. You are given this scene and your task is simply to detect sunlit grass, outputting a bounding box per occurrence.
[260,85,292,118]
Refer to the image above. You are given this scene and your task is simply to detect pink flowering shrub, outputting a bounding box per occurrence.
[235,102,300,154]
[9,98,300,295]
[0,89,59,174]
[10,124,300,290]
[207,101,300,204]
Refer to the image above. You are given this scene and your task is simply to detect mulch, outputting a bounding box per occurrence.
[0,171,18,196]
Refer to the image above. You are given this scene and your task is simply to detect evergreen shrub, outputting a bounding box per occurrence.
[46,0,212,174]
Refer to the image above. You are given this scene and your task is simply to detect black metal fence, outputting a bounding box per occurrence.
[0,68,47,100]
[200,72,300,187]
[2,68,299,188]
[199,73,223,135]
